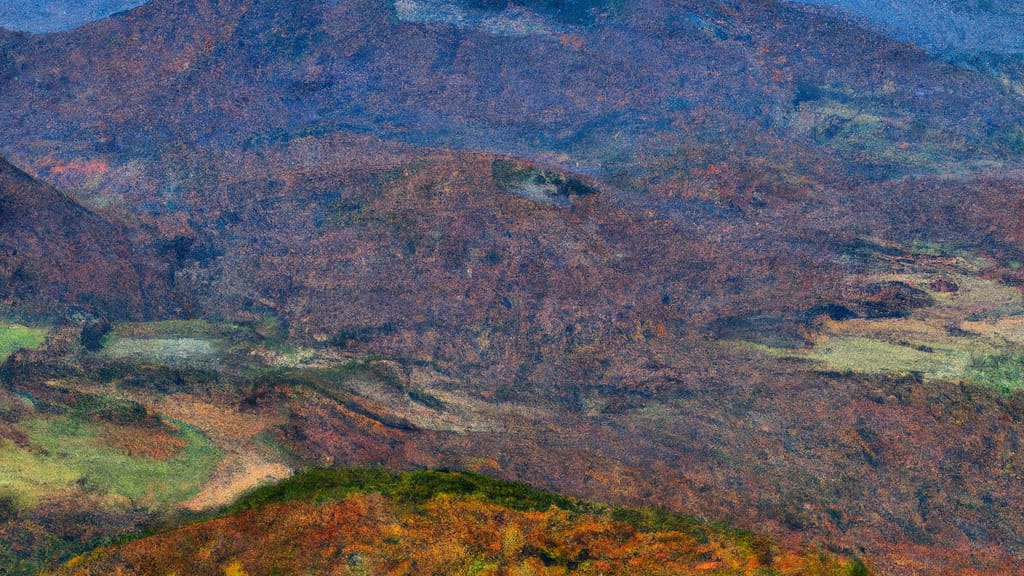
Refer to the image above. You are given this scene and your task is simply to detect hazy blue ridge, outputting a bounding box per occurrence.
[3,0,1022,56]
[0,0,148,33]
[787,0,1024,57]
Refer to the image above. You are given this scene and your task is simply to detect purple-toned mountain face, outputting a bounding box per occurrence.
[1,1,1023,575]
[0,157,169,318]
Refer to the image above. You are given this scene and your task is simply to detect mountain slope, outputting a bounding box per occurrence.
[0,0,150,34]
[0,157,157,319]
[49,468,871,576]
[789,0,1024,57]
[0,0,1021,215]
[0,0,1022,574]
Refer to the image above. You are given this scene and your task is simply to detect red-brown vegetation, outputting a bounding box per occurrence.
[51,472,867,576]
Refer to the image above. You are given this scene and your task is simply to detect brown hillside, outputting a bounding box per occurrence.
[0,157,154,319]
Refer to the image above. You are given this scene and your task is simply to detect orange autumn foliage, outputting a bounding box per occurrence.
[52,486,867,576]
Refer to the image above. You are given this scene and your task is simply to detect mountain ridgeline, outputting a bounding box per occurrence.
[0,0,1023,574]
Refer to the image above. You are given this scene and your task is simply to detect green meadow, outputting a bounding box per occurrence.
[0,322,47,361]
[0,416,219,509]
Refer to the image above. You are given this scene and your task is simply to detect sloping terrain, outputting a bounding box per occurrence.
[788,0,1024,105]
[3,304,1023,575]
[789,0,1024,57]
[0,157,161,319]
[0,1,149,34]
[1,0,1022,208]
[0,0,1022,574]
[48,468,870,576]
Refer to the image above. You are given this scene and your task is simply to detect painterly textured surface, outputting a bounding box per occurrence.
[0,0,1022,574]
[48,468,870,576]
[0,1,149,33]
[789,0,1024,56]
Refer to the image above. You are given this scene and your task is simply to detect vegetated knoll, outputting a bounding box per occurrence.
[50,468,870,576]
[0,157,154,319]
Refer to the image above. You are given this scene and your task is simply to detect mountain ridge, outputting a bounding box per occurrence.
[0,0,1023,574]
[1,0,1021,211]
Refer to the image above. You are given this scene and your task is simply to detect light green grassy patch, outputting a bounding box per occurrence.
[735,240,1024,394]
[902,242,998,271]
[2,417,220,509]
[734,337,970,379]
[0,323,47,361]
[271,346,317,367]
[0,439,79,507]
[942,276,1024,319]
[794,337,970,379]
[740,336,1024,394]
[101,318,288,364]
[967,352,1024,394]
[792,100,944,170]
[102,337,218,366]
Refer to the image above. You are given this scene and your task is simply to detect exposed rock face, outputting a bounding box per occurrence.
[491,159,599,206]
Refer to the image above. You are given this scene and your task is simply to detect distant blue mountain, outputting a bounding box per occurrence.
[789,0,1024,57]
[3,0,1021,55]
[0,0,147,33]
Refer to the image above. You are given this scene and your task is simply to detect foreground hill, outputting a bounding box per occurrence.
[50,468,870,576]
